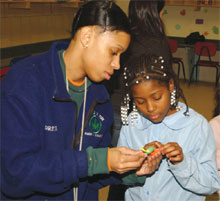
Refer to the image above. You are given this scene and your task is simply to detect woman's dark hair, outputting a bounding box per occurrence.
[71,0,130,38]
[213,86,220,117]
[128,0,166,37]
[122,38,189,116]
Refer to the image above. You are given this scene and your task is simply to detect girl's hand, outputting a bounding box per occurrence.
[160,142,184,165]
[136,152,162,175]
[109,147,147,174]
[143,141,163,151]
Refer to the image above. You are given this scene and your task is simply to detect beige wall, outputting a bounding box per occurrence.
[163,6,220,40]
[0,2,79,48]
[115,0,129,14]
[1,1,219,48]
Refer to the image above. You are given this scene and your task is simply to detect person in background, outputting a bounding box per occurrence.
[210,85,220,178]
[123,0,169,62]
[117,38,220,201]
[0,1,152,200]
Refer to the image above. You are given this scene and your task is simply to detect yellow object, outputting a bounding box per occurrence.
[140,146,154,154]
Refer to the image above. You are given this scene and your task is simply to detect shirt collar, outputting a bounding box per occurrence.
[136,102,194,130]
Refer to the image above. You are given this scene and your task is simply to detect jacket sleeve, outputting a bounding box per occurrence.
[1,93,88,198]
[85,111,122,190]
[168,118,220,195]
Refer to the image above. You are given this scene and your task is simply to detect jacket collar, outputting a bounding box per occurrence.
[48,41,110,102]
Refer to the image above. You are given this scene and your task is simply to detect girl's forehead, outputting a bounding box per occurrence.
[132,79,167,92]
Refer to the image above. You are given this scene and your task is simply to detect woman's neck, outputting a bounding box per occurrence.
[63,40,86,83]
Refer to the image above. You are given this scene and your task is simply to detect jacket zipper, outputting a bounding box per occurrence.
[52,96,78,149]
[72,100,97,149]
[53,96,109,149]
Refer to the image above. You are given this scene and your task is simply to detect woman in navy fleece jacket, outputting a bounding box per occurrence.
[0,1,163,200]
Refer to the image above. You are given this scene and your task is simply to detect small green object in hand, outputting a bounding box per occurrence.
[140,146,154,155]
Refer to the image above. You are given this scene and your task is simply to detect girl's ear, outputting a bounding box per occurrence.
[80,26,92,48]
[169,78,175,92]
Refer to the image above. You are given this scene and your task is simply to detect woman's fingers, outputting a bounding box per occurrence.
[109,147,147,174]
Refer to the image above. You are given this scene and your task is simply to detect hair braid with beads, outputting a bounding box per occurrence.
[121,53,189,125]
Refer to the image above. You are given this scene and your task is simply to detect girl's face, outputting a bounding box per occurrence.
[82,28,130,82]
[132,79,175,123]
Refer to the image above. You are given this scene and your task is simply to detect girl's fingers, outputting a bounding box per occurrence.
[169,154,184,164]
[161,143,182,154]
[143,141,163,150]
[165,149,182,158]
[154,141,164,148]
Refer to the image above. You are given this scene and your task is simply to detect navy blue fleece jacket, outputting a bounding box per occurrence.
[1,42,118,200]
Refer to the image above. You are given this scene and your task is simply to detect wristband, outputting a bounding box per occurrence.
[107,148,112,172]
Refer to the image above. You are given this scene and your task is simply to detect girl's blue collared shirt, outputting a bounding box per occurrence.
[118,102,220,201]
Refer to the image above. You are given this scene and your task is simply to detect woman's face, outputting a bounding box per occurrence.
[82,28,130,82]
[132,79,175,123]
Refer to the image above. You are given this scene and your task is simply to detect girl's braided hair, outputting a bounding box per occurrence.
[121,38,189,117]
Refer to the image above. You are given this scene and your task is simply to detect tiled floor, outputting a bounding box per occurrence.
[99,80,220,201]
[180,80,216,121]
[206,191,220,201]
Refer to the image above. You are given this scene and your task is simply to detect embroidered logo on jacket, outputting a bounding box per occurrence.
[89,114,102,134]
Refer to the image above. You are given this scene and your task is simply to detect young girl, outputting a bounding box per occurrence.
[108,1,170,200]
[118,38,220,201]
[0,1,149,200]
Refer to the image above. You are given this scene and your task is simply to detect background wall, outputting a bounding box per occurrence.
[115,0,220,40]
[163,6,220,40]
[0,2,80,49]
[1,1,219,83]
[115,0,129,14]
[162,5,220,82]
[0,2,81,67]
[114,0,220,83]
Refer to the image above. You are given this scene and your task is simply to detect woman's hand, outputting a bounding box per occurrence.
[108,147,147,174]
[160,142,184,165]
